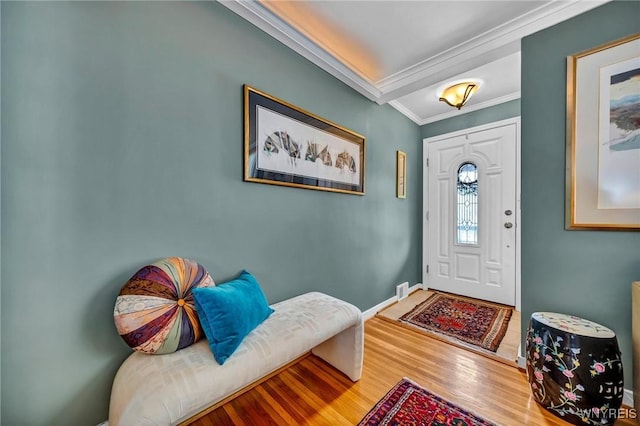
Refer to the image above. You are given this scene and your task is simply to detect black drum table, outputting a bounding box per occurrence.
[526,312,623,425]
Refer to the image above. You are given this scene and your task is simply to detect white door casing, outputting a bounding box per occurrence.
[423,118,520,307]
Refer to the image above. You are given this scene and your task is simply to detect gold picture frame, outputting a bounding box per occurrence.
[396,150,406,199]
[565,33,640,230]
[244,85,366,195]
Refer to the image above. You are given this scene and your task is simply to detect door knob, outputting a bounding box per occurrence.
[504,222,513,229]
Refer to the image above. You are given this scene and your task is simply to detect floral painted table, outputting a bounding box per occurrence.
[526,312,623,425]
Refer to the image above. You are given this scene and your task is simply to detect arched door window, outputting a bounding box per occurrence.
[456,162,478,245]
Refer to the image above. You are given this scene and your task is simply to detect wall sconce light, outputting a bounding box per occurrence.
[438,82,479,110]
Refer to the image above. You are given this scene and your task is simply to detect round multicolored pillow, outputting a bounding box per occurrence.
[114,257,215,354]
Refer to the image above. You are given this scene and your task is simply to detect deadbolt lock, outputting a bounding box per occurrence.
[505,210,513,216]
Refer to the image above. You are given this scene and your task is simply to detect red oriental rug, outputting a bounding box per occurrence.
[399,292,512,352]
[358,378,497,426]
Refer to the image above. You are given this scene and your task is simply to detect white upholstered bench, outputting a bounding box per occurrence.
[108,291,364,425]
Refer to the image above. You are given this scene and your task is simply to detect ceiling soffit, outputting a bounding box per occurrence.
[220,0,607,123]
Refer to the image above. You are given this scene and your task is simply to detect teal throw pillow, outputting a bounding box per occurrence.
[192,270,274,364]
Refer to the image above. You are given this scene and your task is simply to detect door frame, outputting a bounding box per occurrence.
[422,117,521,311]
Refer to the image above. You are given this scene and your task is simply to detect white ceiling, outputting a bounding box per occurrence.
[221,0,608,125]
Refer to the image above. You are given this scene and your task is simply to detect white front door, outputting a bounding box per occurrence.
[424,120,518,306]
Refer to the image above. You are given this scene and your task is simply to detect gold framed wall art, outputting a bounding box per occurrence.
[566,33,640,230]
[397,150,406,199]
[244,85,366,195]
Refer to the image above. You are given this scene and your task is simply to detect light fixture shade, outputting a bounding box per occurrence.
[439,82,479,110]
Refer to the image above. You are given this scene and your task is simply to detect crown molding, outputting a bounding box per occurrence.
[221,0,608,120]
[376,0,609,102]
[218,0,381,103]
[421,92,521,125]
[392,92,521,127]
[387,100,423,125]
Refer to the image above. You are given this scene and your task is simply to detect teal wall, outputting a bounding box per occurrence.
[420,99,520,139]
[0,2,421,424]
[521,0,640,388]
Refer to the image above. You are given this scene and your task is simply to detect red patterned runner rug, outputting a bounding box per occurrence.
[358,378,497,426]
[399,292,512,352]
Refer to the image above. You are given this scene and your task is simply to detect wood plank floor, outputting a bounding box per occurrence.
[190,317,635,425]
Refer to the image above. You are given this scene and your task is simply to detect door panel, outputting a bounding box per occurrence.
[425,123,517,306]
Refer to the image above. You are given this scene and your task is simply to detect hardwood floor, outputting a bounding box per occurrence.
[190,317,636,425]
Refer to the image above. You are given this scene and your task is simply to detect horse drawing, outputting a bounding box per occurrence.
[305,142,319,162]
[319,145,332,166]
[263,131,301,164]
[335,151,356,173]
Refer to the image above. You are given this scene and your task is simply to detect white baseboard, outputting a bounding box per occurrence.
[517,344,523,361]
[363,283,423,320]
[408,283,423,295]
[362,295,396,321]
[623,388,634,408]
